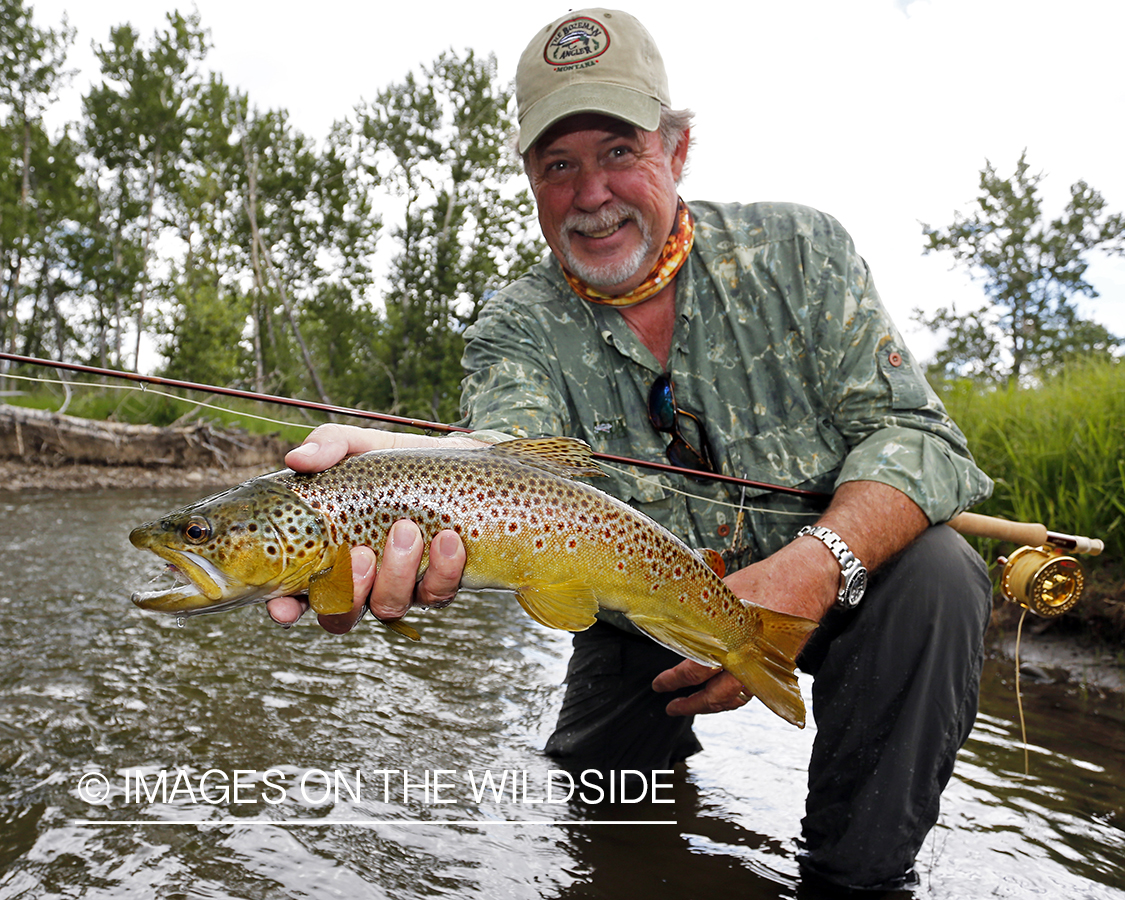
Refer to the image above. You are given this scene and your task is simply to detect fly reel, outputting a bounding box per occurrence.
[948,512,1103,618]
[998,545,1084,618]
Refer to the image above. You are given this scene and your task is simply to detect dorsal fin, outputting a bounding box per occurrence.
[486,437,605,478]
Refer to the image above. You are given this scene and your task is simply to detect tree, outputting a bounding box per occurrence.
[354,49,543,421]
[918,150,1125,385]
[0,0,74,359]
[82,9,210,370]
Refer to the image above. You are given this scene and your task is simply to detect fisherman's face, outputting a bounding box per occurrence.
[528,114,688,296]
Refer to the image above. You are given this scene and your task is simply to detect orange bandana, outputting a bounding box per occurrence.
[562,199,695,308]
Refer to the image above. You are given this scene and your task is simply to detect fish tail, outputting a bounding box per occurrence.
[725,609,818,728]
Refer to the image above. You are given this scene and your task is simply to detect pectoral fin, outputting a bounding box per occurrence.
[377,617,421,641]
[307,545,356,616]
[515,579,599,632]
[625,613,729,667]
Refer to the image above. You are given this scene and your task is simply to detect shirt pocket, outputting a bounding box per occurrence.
[877,344,929,410]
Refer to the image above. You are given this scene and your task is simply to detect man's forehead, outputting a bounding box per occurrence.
[534,113,648,153]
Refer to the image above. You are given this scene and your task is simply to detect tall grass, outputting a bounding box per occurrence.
[942,357,1125,558]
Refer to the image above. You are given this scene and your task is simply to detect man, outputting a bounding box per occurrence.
[267,9,993,892]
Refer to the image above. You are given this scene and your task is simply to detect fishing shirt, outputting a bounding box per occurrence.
[460,200,992,568]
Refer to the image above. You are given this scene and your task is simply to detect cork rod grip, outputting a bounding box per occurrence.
[947,512,1104,556]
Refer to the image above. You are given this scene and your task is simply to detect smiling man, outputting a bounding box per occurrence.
[268,9,994,892]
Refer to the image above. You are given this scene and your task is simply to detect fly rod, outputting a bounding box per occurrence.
[0,349,1105,607]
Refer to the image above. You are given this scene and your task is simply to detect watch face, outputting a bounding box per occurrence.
[843,569,867,608]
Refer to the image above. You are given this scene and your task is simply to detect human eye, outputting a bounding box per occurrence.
[604,144,636,167]
[538,157,572,184]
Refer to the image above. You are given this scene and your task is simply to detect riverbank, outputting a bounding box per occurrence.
[0,458,274,492]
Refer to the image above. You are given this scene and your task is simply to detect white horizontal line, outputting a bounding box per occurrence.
[73,818,678,827]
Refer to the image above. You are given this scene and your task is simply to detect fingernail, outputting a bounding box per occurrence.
[266,609,292,629]
[356,554,375,580]
[435,531,460,558]
[391,520,418,552]
[289,442,319,458]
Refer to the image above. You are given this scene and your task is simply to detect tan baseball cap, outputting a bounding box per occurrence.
[515,8,670,154]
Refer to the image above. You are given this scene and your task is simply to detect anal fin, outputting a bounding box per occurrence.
[625,612,728,667]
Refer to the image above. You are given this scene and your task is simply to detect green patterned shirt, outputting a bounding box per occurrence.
[460,201,992,567]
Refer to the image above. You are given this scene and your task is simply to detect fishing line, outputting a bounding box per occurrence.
[597,459,814,517]
[1014,608,1030,777]
[0,371,315,434]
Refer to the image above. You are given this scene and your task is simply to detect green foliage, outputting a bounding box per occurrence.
[354,49,543,421]
[941,357,1125,557]
[1,8,544,423]
[919,150,1125,385]
[0,0,77,359]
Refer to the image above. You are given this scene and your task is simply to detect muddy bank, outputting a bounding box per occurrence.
[0,459,275,492]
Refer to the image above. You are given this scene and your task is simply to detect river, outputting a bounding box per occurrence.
[0,487,1121,898]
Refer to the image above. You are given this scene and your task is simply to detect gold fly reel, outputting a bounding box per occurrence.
[998,545,1085,617]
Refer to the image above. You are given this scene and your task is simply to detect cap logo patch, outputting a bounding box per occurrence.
[544,17,610,69]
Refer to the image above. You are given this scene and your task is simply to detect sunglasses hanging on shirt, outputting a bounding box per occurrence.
[647,373,717,481]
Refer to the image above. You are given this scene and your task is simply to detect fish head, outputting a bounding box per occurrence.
[129,477,330,616]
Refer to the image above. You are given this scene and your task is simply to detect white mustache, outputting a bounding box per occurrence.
[563,203,643,238]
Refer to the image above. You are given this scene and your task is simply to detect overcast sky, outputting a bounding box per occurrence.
[30,0,1125,363]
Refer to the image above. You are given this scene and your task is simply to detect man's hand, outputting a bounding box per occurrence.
[652,480,930,717]
[264,424,477,633]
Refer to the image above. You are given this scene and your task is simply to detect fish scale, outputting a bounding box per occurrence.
[129,437,817,726]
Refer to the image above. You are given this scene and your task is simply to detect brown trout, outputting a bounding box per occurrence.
[129,437,817,726]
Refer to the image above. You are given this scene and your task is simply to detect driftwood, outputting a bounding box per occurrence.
[0,403,289,470]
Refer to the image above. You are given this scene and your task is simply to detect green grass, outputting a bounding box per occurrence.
[942,358,1125,558]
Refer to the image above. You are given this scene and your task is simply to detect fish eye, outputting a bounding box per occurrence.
[183,516,212,544]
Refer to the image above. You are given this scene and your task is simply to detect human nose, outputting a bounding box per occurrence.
[572,166,613,211]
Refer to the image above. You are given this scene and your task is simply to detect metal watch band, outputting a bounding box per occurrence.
[795,525,868,609]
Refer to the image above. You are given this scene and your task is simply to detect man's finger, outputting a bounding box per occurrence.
[654,663,749,717]
[416,530,466,607]
[651,658,722,693]
[368,520,424,620]
[266,594,308,626]
[285,424,355,472]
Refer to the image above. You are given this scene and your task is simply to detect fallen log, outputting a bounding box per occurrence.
[0,403,288,470]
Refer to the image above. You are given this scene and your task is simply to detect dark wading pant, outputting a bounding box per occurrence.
[544,525,992,891]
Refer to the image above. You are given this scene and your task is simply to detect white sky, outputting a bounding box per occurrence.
[29,0,1125,363]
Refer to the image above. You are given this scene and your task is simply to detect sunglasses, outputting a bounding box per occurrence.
[647,373,716,478]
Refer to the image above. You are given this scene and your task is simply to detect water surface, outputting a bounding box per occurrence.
[0,488,1121,898]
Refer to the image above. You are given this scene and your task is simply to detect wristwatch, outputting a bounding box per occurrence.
[795,525,868,609]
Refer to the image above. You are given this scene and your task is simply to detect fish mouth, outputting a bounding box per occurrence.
[131,549,268,616]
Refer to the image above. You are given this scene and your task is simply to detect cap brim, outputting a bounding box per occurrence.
[518,84,662,154]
